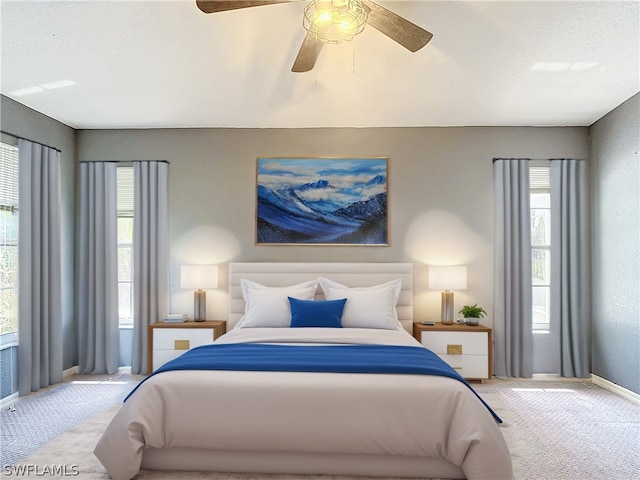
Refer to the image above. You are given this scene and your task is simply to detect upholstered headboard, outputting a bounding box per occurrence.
[228,262,413,331]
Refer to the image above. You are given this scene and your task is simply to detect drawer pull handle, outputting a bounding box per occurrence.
[447,344,463,355]
[174,340,190,350]
[453,367,463,370]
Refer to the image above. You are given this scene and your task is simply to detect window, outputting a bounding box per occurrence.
[530,165,550,333]
[117,166,134,327]
[0,142,19,336]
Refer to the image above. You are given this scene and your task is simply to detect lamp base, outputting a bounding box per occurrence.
[194,290,206,322]
[441,290,454,325]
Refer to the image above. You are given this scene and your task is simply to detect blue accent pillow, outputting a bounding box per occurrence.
[288,297,347,328]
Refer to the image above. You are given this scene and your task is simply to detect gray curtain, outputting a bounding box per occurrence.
[550,159,590,377]
[17,139,63,396]
[132,161,169,375]
[493,159,533,378]
[77,162,119,374]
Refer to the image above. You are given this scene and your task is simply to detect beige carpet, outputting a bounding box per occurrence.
[13,391,517,480]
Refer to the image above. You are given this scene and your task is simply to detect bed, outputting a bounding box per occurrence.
[95,262,513,480]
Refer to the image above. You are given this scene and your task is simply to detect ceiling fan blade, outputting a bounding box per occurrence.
[196,0,298,14]
[291,33,324,73]
[362,0,433,52]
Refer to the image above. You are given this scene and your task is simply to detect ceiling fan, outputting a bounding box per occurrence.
[196,0,433,72]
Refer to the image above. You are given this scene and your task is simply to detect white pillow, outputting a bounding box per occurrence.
[236,279,319,328]
[319,278,403,330]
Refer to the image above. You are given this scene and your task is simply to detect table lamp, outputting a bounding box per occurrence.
[180,265,218,322]
[428,266,467,324]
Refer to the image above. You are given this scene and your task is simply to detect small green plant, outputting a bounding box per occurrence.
[459,304,487,318]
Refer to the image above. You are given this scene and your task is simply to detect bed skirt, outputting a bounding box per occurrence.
[141,449,466,479]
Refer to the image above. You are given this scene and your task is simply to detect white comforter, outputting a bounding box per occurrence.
[94,328,513,480]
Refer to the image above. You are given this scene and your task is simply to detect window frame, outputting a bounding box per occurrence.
[0,140,19,341]
[530,162,551,334]
[117,166,134,328]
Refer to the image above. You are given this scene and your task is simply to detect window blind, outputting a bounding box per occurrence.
[530,166,550,192]
[0,143,18,211]
[117,166,134,217]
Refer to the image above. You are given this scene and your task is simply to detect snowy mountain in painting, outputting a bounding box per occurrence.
[256,178,387,244]
[367,175,386,185]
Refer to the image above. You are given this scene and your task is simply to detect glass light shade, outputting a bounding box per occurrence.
[428,266,468,291]
[303,0,368,44]
[180,265,219,290]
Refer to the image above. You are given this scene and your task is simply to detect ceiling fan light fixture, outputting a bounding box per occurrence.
[303,0,368,44]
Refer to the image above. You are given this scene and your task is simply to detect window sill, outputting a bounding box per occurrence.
[0,332,19,348]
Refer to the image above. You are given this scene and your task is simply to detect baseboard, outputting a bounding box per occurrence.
[0,392,18,409]
[591,374,640,405]
[63,365,79,378]
[1,367,79,408]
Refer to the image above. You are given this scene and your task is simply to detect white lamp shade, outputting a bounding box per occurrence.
[428,266,467,291]
[180,265,219,290]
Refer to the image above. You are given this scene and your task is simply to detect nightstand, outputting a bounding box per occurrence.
[147,320,226,374]
[413,322,492,382]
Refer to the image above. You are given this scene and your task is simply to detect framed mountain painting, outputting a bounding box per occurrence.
[256,157,388,245]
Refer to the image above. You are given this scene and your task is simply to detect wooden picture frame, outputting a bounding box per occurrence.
[256,157,388,245]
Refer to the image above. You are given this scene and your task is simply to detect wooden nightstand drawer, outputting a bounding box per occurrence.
[147,320,226,374]
[420,331,488,356]
[439,354,488,379]
[153,328,214,350]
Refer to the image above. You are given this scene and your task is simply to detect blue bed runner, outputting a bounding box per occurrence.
[126,343,501,423]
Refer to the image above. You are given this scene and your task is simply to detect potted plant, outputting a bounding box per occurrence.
[459,304,487,326]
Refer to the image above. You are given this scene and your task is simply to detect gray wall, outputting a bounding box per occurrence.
[1,94,603,377]
[589,93,640,394]
[77,127,589,328]
[0,95,77,370]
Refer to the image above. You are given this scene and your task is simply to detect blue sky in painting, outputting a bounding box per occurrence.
[257,158,387,209]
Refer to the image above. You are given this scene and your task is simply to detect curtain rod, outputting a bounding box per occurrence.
[1,130,62,153]
[79,160,170,164]
[492,158,585,162]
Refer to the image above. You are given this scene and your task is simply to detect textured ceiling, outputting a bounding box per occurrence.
[1,0,638,129]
